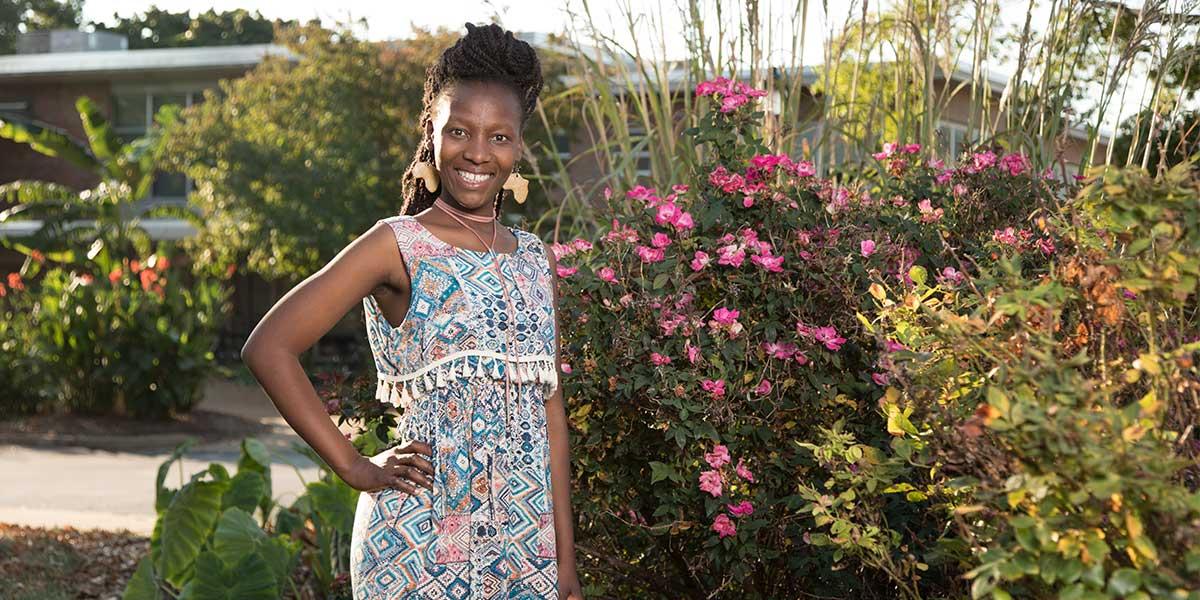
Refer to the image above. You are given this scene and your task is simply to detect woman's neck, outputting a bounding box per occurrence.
[434,196,494,223]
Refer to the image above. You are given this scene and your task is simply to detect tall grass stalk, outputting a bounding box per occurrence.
[539,0,1193,239]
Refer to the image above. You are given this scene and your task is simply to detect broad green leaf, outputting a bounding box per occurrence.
[190,550,277,600]
[212,508,266,567]
[157,480,224,589]
[121,556,162,600]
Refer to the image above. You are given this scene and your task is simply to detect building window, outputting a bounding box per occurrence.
[112,88,207,208]
[0,100,31,119]
[935,121,978,161]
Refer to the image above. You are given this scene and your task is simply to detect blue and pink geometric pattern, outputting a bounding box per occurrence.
[350,215,560,599]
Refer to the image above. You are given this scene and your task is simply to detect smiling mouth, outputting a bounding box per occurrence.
[455,169,495,188]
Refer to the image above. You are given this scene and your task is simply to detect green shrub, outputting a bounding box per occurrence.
[0,251,229,418]
[124,437,358,600]
[547,77,1199,598]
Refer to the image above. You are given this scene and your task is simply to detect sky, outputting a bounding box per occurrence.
[81,0,843,64]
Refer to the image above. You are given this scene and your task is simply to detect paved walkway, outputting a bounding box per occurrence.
[0,377,340,535]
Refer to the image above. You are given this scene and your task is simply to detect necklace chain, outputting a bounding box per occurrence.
[429,197,519,501]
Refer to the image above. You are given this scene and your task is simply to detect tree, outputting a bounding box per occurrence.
[0,0,83,54]
[90,6,294,49]
[0,95,180,264]
[164,23,447,282]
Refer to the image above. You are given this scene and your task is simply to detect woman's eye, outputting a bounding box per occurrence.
[450,128,466,137]
[492,134,509,143]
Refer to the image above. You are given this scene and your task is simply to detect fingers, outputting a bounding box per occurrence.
[389,463,433,490]
[384,450,435,479]
[401,439,434,458]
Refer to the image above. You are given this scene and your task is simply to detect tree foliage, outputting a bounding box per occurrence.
[90,7,295,49]
[0,0,82,54]
[164,24,452,282]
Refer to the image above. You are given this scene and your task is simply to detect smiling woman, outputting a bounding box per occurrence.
[239,21,582,600]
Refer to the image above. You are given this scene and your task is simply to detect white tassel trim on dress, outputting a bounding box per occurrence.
[373,351,559,410]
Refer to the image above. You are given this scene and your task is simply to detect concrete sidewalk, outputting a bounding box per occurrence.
[0,377,337,536]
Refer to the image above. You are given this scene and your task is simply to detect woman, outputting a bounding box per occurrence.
[242,23,583,599]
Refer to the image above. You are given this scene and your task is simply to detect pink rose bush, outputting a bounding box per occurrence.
[549,76,1093,596]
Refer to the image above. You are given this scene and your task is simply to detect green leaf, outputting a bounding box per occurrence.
[0,114,96,168]
[908,265,928,287]
[259,535,301,591]
[649,461,676,483]
[1107,568,1142,596]
[121,556,162,600]
[212,508,266,567]
[157,480,224,589]
[154,439,196,514]
[222,471,267,515]
[306,478,358,536]
[190,551,277,600]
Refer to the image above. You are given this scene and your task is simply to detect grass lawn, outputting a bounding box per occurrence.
[0,523,148,600]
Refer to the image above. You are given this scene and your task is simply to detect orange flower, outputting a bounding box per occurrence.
[108,268,123,284]
[30,250,45,264]
[130,259,142,273]
[0,283,6,297]
[6,273,23,291]
[155,255,171,271]
[140,268,158,290]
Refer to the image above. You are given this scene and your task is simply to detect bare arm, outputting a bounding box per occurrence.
[544,247,583,598]
[240,222,432,492]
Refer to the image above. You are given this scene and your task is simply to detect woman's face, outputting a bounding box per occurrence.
[428,80,524,214]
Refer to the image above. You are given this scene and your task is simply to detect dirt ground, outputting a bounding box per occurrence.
[0,523,148,600]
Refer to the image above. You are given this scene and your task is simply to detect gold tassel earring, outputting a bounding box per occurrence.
[412,161,440,193]
[502,166,529,204]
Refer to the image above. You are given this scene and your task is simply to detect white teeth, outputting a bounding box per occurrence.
[456,170,493,184]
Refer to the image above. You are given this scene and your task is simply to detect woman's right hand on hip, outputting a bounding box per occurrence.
[340,439,435,494]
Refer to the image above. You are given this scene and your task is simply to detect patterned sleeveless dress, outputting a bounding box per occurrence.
[350,214,560,599]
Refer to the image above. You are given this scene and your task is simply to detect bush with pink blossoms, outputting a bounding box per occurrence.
[551,74,1069,596]
[551,77,1198,598]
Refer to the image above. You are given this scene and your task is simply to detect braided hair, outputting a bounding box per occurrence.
[399,22,544,218]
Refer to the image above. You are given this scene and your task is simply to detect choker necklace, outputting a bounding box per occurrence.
[433,197,494,223]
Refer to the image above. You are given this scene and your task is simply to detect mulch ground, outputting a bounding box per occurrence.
[0,523,149,600]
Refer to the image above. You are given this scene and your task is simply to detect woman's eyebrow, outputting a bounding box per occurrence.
[444,116,517,132]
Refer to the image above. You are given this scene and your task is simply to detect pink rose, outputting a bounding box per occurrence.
[754,379,772,396]
[712,513,737,538]
[650,352,672,366]
[699,469,724,497]
[556,265,578,278]
[750,253,784,273]
[704,444,731,469]
[860,239,876,258]
[711,307,740,325]
[598,266,618,283]
[727,500,755,517]
[636,245,666,263]
[701,379,726,398]
[735,458,755,482]
[690,250,711,272]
